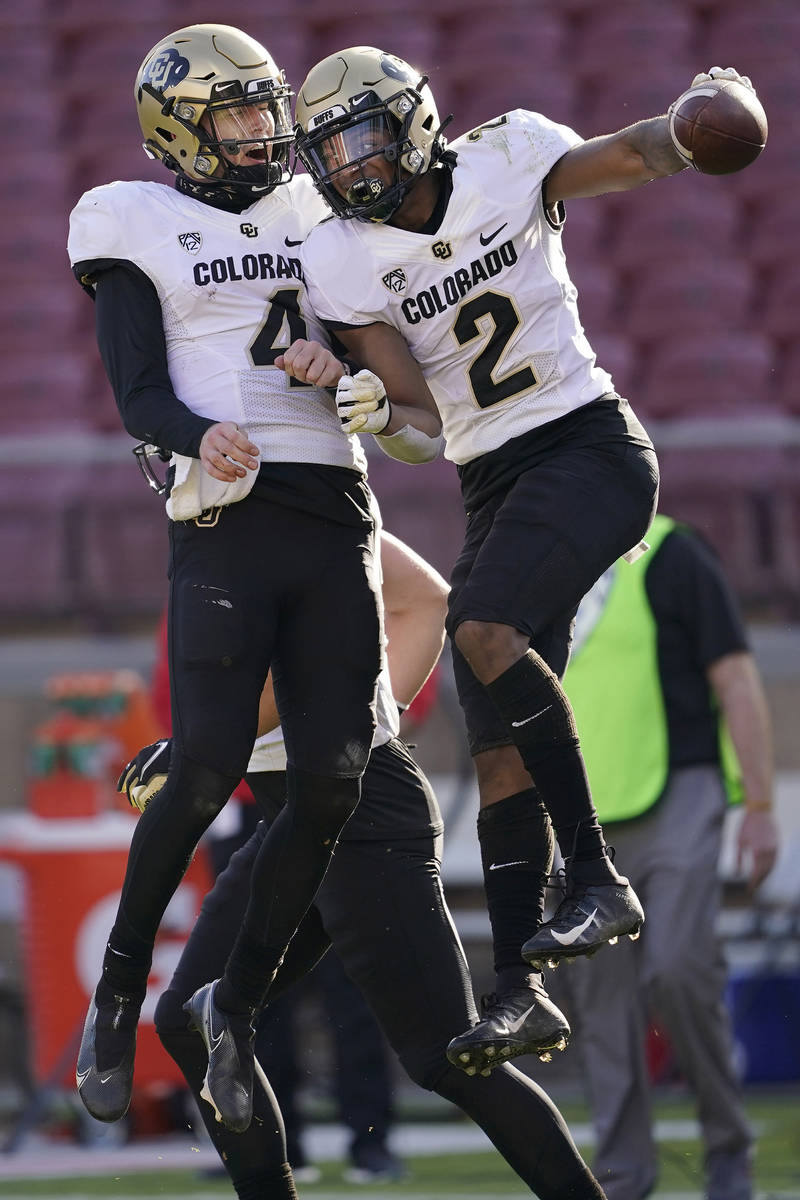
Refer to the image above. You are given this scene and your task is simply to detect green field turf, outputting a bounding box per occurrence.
[0,1092,797,1197]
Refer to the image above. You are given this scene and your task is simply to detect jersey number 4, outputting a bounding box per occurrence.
[249,287,308,385]
[454,290,539,408]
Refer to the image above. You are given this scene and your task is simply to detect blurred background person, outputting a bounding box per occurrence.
[559,513,778,1200]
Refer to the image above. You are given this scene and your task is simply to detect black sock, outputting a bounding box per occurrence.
[477,789,553,980]
[101,916,152,999]
[485,651,607,863]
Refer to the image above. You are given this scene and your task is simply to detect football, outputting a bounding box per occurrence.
[669,78,768,175]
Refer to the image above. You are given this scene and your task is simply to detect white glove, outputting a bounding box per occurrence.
[335,370,391,434]
[690,66,753,92]
[117,738,171,813]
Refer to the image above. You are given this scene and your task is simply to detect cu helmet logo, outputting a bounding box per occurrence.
[432,240,453,260]
[143,47,190,91]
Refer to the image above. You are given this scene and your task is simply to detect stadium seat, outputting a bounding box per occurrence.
[315,16,439,70]
[571,6,696,87]
[570,263,622,336]
[610,178,742,275]
[622,259,754,344]
[445,10,566,70]
[0,282,81,357]
[590,333,639,402]
[0,355,94,436]
[748,197,799,273]
[759,267,800,348]
[448,72,577,138]
[0,466,87,620]
[78,460,170,619]
[574,67,696,139]
[707,7,800,75]
[367,455,465,580]
[638,332,776,419]
[775,344,800,416]
[561,200,609,266]
[658,445,796,606]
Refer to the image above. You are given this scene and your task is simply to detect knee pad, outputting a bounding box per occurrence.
[170,751,241,826]
[288,766,361,843]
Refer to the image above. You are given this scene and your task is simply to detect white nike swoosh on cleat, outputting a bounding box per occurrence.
[489,860,531,871]
[511,706,552,728]
[505,1004,538,1034]
[99,1073,115,1084]
[550,907,599,946]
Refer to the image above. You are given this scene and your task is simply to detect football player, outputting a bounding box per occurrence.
[121,528,607,1200]
[67,26,440,1135]
[292,51,759,1073]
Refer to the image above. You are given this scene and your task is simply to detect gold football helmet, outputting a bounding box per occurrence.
[294,46,447,222]
[135,24,293,201]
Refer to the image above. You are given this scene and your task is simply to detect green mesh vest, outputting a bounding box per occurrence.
[564,515,743,823]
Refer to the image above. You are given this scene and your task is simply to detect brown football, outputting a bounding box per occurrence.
[669,78,768,175]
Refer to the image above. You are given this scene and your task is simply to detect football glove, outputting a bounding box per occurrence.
[690,66,753,92]
[335,370,391,434]
[117,738,172,813]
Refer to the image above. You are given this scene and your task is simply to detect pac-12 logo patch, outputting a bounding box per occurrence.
[178,231,203,254]
[142,47,190,91]
[381,268,407,294]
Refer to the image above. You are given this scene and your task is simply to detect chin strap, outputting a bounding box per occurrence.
[174,173,256,214]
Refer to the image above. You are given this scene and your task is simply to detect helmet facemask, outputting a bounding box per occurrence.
[193,79,294,195]
[296,87,429,222]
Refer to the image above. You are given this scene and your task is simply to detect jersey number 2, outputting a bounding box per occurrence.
[453,291,538,408]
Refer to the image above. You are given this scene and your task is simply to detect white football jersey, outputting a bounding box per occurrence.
[68,175,364,472]
[302,110,615,466]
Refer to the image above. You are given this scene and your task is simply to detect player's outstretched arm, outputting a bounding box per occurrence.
[547,65,756,203]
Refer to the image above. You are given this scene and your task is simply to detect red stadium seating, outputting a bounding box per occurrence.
[775,344,800,416]
[571,6,696,87]
[0,355,94,436]
[760,267,800,349]
[622,259,754,344]
[590,333,639,402]
[570,263,623,336]
[573,67,696,139]
[0,467,87,620]
[78,460,169,618]
[638,332,776,419]
[748,197,800,273]
[611,178,742,275]
[707,7,800,74]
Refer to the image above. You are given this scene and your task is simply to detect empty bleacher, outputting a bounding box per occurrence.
[0,0,797,624]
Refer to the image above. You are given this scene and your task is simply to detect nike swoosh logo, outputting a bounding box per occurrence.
[284,236,303,247]
[141,739,169,776]
[550,907,598,946]
[479,223,508,246]
[505,1003,538,1034]
[99,1073,116,1085]
[489,860,530,871]
[511,706,552,728]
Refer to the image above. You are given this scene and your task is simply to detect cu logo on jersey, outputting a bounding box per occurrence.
[143,47,190,91]
[432,240,453,261]
[382,268,407,294]
[240,222,258,238]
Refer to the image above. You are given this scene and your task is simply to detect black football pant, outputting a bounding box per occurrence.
[104,488,381,1006]
[156,757,606,1199]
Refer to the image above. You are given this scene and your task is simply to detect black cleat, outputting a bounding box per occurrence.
[183,980,256,1133]
[446,978,570,1076]
[75,991,140,1122]
[522,878,644,969]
